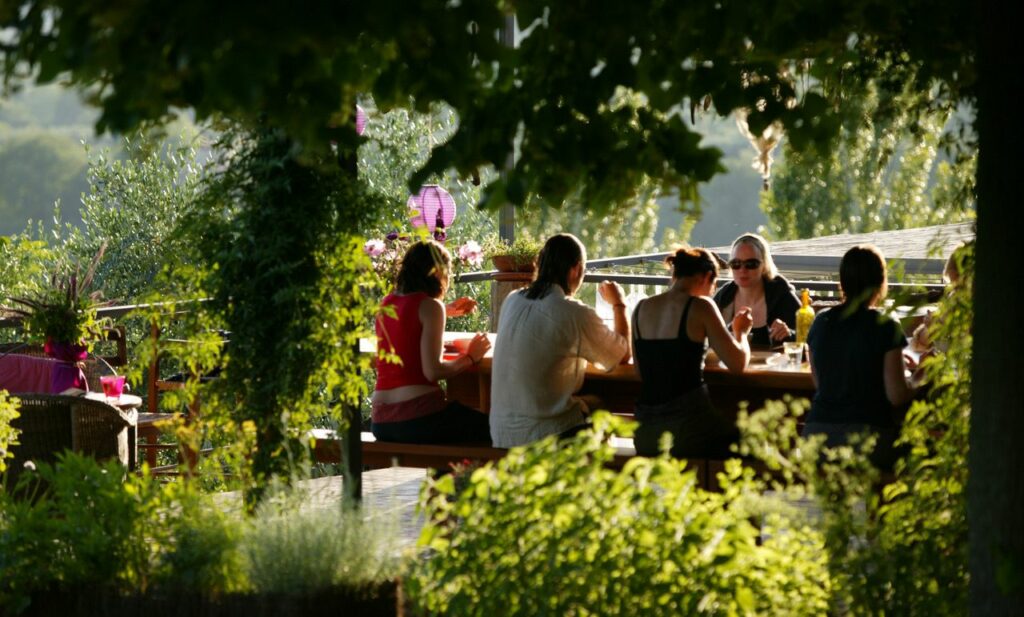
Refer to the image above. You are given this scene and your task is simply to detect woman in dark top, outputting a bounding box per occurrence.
[714,233,801,347]
[804,244,917,469]
[631,247,753,458]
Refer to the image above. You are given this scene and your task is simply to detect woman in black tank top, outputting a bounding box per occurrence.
[631,247,753,458]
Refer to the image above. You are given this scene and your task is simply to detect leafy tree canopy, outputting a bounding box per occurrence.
[0,1,974,213]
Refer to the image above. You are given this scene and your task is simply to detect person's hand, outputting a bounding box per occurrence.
[598,281,626,306]
[769,318,791,342]
[466,332,491,363]
[907,349,934,385]
[910,310,933,353]
[733,306,754,339]
[903,352,919,373]
[446,296,478,318]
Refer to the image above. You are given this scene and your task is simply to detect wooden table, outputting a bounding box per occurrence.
[365,333,815,420]
[81,392,144,470]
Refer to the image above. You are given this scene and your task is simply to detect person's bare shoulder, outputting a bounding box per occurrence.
[688,295,718,315]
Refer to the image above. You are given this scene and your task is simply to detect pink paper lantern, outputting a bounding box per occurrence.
[355,105,368,136]
[408,185,456,233]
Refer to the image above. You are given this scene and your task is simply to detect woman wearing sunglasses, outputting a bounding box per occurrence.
[713,233,801,347]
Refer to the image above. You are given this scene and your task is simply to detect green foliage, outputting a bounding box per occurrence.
[242,490,400,594]
[760,61,976,240]
[186,126,384,505]
[736,247,974,615]
[58,134,210,304]
[358,101,495,235]
[0,392,19,474]
[481,234,542,268]
[0,234,53,305]
[515,177,664,261]
[408,414,831,616]
[5,245,110,345]
[0,454,163,611]
[0,131,89,234]
[0,454,398,612]
[148,481,247,594]
[0,0,976,218]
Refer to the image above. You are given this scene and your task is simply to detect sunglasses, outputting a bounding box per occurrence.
[729,258,762,270]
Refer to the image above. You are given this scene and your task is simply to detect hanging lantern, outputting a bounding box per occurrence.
[355,104,368,136]
[408,185,456,236]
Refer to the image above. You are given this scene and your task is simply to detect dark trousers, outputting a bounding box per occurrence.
[371,401,491,445]
[802,422,904,472]
[633,385,739,459]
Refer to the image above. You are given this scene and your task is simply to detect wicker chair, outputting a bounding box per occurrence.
[4,394,137,488]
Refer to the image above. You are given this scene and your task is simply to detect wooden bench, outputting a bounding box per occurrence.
[309,429,714,485]
[308,430,900,495]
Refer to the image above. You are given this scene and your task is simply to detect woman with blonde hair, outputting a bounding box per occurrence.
[631,246,753,458]
[713,233,801,346]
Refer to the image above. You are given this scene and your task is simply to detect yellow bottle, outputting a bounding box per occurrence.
[796,289,815,344]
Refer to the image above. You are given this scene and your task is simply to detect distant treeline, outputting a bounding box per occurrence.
[0,84,769,245]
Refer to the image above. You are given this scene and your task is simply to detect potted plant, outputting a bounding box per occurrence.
[482,236,541,273]
[6,247,111,392]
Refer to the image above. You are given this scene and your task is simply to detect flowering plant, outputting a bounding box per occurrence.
[448,457,487,496]
[363,232,484,290]
[5,245,112,348]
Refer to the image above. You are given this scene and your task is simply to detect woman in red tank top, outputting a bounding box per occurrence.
[372,240,492,443]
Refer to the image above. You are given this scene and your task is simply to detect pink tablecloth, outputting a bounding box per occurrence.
[0,354,60,393]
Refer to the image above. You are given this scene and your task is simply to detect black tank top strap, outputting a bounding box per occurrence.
[631,298,645,341]
[678,296,694,338]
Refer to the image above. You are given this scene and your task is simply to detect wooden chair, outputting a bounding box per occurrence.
[4,393,137,488]
[141,322,220,473]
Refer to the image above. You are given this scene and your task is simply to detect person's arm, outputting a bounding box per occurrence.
[883,347,916,408]
[808,348,818,389]
[768,279,801,342]
[701,298,752,373]
[445,296,478,318]
[598,280,631,363]
[419,298,490,382]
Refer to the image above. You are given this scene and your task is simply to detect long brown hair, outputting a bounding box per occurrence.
[396,240,450,298]
[839,244,887,309]
[524,234,585,300]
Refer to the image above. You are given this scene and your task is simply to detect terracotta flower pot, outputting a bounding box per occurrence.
[491,255,536,273]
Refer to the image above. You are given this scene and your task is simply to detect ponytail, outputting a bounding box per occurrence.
[524,234,586,300]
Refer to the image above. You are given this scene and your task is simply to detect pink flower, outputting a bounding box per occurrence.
[458,240,484,267]
[363,239,386,257]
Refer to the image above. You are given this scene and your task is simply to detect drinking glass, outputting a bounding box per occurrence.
[100,375,126,401]
[783,342,804,369]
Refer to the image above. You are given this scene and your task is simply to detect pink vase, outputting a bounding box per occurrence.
[44,339,89,393]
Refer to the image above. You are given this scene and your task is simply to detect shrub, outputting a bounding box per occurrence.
[0,454,159,612]
[0,392,18,474]
[408,414,831,616]
[242,487,401,594]
[0,455,402,613]
[736,244,974,615]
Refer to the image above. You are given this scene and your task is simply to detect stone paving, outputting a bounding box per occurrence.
[217,467,430,549]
